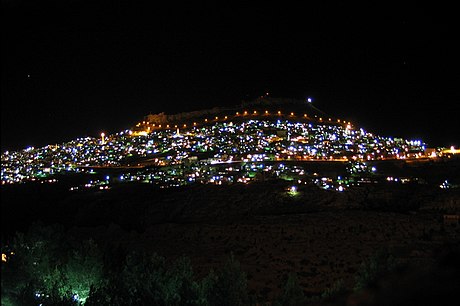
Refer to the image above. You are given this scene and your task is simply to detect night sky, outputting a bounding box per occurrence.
[2,1,459,151]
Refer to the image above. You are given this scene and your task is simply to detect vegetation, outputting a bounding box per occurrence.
[86,254,202,306]
[319,279,346,302]
[274,273,306,306]
[353,248,397,291]
[2,225,251,306]
[2,174,458,305]
[1,223,103,305]
[2,223,458,305]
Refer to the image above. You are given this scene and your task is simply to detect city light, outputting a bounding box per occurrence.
[0,114,433,189]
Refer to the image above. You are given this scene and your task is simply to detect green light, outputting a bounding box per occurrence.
[287,186,299,196]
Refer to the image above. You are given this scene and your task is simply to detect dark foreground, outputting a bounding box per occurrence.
[1,162,460,305]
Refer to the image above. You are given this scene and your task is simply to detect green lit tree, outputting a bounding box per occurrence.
[61,239,104,303]
[1,223,68,305]
[1,223,104,305]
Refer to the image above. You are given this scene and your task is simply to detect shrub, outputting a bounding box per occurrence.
[354,248,397,291]
[204,254,249,306]
[274,272,305,306]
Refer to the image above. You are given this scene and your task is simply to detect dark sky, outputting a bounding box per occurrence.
[2,1,459,151]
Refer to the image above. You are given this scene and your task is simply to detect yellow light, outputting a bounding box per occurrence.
[205,119,208,122]
[167,124,170,128]
[193,122,197,126]
[159,124,162,128]
[304,114,307,117]
[175,125,178,128]
[449,146,460,154]
[244,111,248,115]
[224,116,228,119]
[290,112,294,116]
[253,110,257,114]
[215,116,218,120]
[319,118,322,121]
[183,124,187,128]
[236,112,239,115]
[265,110,268,114]
[2,253,6,262]
[278,111,281,115]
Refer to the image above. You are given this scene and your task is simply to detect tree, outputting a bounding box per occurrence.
[274,272,305,306]
[163,256,201,305]
[205,254,249,306]
[86,252,203,306]
[61,239,104,303]
[1,223,104,305]
[354,248,397,291]
[1,223,68,305]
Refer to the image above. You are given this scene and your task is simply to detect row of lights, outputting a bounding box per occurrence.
[132,111,352,132]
